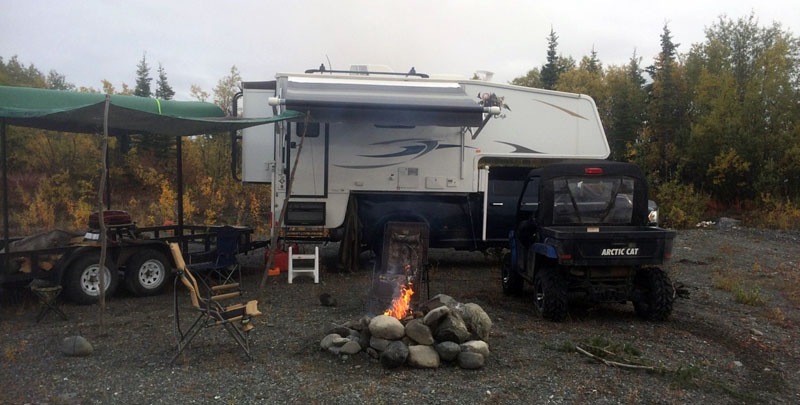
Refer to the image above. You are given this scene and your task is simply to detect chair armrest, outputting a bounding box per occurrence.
[211,292,241,301]
[210,283,240,291]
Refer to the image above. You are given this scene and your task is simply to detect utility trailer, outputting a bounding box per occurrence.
[0,215,255,304]
[240,67,610,256]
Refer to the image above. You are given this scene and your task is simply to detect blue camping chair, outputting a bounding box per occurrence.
[188,226,242,288]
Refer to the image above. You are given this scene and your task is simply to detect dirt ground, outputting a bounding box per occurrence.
[2,227,800,404]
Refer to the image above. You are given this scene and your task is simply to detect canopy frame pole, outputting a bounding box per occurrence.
[260,112,310,291]
[1,119,8,272]
[97,95,110,334]
[176,136,185,251]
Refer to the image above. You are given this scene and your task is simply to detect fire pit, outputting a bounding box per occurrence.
[320,293,493,370]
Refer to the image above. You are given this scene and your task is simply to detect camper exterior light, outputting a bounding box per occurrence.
[484,106,501,114]
[267,97,283,106]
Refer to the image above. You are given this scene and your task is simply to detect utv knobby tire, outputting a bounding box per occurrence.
[633,267,674,321]
[64,253,119,305]
[124,249,171,297]
[501,253,523,296]
[534,266,568,321]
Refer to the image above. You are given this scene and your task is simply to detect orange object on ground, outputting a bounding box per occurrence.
[268,267,281,276]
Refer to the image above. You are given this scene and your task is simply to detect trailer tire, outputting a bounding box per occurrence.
[533,266,568,321]
[124,249,171,297]
[64,253,119,305]
[633,267,674,321]
[501,253,523,295]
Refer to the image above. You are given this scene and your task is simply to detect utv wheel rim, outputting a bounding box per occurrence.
[535,283,545,310]
[80,265,112,296]
[137,259,165,289]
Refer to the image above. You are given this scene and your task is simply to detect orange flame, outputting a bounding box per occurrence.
[383,282,414,319]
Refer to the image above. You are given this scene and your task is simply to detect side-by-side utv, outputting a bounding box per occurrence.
[502,161,676,321]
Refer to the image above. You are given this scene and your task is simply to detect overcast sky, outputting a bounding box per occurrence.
[1,0,797,100]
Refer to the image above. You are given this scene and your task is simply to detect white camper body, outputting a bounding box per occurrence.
[242,70,609,250]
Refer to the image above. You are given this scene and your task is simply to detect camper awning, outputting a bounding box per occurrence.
[274,76,486,127]
[0,85,303,136]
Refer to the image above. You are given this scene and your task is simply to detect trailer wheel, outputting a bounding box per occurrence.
[501,253,523,295]
[533,266,568,321]
[633,267,674,321]
[124,249,171,296]
[64,253,119,305]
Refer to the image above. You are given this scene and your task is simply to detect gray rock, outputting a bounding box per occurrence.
[366,348,379,359]
[402,336,414,346]
[750,328,764,336]
[345,315,372,331]
[369,315,405,340]
[327,346,341,355]
[380,341,408,369]
[718,217,742,228]
[320,333,342,350]
[459,303,492,341]
[407,345,440,368]
[423,306,450,327]
[331,336,349,347]
[457,351,485,369]
[370,336,392,352]
[327,325,354,337]
[434,313,470,343]
[461,340,490,358]
[358,329,371,350]
[405,319,434,345]
[340,341,361,355]
[733,360,743,367]
[421,293,458,312]
[319,293,337,306]
[435,341,460,362]
[61,336,93,357]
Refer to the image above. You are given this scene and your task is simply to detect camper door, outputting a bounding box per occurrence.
[286,122,328,197]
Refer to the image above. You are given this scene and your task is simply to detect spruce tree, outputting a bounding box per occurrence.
[134,53,152,97]
[540,28,560,90]
[155,63,175,100]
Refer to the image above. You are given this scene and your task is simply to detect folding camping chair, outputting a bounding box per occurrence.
[188,226,242,288]
[169,243,261,364]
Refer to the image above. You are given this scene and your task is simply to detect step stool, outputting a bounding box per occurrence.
[288,246,319,284]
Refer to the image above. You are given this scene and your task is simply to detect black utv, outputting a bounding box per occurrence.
[502,161,676,321]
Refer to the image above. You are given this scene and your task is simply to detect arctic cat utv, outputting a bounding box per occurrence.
[503,161,676,321]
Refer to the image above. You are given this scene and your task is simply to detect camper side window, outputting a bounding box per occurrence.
[296,122,320,138]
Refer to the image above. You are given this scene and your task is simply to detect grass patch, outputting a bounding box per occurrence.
[712,271,741,292]
[733,285,766,306]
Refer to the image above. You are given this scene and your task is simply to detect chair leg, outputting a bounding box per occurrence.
[222,322,253,360]
[171,315,205,364]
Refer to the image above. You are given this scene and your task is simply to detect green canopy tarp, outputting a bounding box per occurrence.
[0,85,303,136]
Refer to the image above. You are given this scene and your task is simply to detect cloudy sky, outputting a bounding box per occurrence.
[1,1,797,100]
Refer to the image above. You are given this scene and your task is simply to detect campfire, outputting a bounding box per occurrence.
[319,223,493,369]
[383,282,414,319]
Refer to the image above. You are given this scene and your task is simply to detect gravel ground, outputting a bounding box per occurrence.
[2,227,800,404]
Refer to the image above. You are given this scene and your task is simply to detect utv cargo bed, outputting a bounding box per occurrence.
[540,225,675,267]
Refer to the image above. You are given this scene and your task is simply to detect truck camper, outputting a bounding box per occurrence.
[241,66,610,255]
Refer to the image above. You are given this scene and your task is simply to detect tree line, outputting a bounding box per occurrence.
[0,53,268,236]
[511,14,800,227]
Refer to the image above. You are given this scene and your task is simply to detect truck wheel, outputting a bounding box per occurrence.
[124,249,171,296]
[633,267,674,321]
[64,253,119,305]
[533,267,568,321]
[501,253,523,295]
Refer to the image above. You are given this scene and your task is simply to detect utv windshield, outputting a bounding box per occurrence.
[552,176,635,224]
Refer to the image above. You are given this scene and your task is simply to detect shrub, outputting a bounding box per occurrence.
[653,180,710,229]
[742,193,800,229]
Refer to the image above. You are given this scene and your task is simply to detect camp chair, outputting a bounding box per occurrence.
[188,226,242,287]
[169,243,261,364]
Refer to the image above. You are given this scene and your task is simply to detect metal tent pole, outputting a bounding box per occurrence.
[176,136,185,252]
[1,119,9,272]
